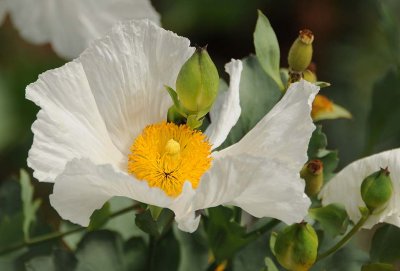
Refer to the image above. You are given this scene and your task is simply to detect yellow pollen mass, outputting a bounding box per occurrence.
[128,122,212,197]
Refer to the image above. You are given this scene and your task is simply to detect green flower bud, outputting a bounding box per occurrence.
[288,29,314,72]
[176,47,219,117]
[274,222,318,271]
[302,69,317,83]
[300,160,324,197]
[361,167,393,213]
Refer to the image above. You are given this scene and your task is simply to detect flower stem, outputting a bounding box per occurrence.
[316,212,370,261]
[0,204,141,256]
[233,207,242,225]
[245,219,280,239]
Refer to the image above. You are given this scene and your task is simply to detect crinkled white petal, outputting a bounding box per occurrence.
[50,158,172,227]
[26,61,123,182]
[219,80,319,172]
[228,157,311,224]
[320,149,400,228]
[79,20,194,156]
[0,0,7,25]
[191,153,310,225]
[205,59,242,150]
[6,0,160,59]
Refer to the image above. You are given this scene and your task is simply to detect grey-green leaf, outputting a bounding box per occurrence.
[20,169,41,241]
[254,10,284,90]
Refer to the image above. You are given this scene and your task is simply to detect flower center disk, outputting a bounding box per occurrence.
[128,122,212,197]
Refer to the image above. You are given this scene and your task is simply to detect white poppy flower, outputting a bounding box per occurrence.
[320,149,400,229]
[27,19,319,233]
[3,0,159,59]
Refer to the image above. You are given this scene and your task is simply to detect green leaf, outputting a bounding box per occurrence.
[88,202,110,231]
[254,10,284,90]
[309,203,349,237]
[370,225,400,264]
[173,224,208,271]
[221,56,281,148]
[313,102,352,122]
[307,126,339,181]
[232,230,271,271]
[362,263,395,271]
[264,257,279,271]
[123,237,148,271]
[20,169,41,241]
[135,208,174,238]
[204,206,252,262]
[75,231,124,271]
[152,230,180,271]
[25,249,77,271]
[365,68,400,154]
[269,232,277,256]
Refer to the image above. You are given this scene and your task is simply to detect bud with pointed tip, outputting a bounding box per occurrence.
[274,222,318,271]
[301,160,324,197]
[288,29,314,72]
[176,47,219,117]
[361,167,393,213]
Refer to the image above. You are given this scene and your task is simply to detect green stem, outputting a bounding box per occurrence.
[0,204,141,256]
[245,219,280,239]
[317,213,370,261]
[148,235,157,271]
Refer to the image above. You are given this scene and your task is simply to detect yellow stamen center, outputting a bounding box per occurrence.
[128,122,212,197]
[311,94,333,118]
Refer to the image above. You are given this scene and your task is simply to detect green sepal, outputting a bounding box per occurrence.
[309,203,349,237]
[135,208,174,238]
[165,86,187,117]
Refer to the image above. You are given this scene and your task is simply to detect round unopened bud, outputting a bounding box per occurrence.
[176,47,219,117]
[288,29,314,72]
[302,69,317,83]
[361,167,393,213]
[301,160,324,197]
[274,222,318,271]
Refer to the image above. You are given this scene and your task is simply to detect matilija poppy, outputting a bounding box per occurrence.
[27,19,319,233]
[1,0,159,59]
[320,149,400,229]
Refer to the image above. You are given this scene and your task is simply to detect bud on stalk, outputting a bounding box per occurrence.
[274,222,318,271]
[361,167,393,213]
[176,47,219,117]
[288,29,314,72]
[300,160,324,197]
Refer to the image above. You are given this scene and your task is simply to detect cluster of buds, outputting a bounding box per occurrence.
[287,29,314,85]
[167,47,219,129]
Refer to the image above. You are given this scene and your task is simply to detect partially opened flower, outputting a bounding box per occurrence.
[320,149,400,228]
[2,0,159,59]
[27,20,319,233]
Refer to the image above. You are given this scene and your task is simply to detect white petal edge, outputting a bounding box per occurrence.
[50,158,173,227]
[26,61,124,182]
[7,0,160,59]
[205,59,243,150]
[78,19,195,157]
[219,79,319,172]
[320,148,400,228]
